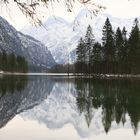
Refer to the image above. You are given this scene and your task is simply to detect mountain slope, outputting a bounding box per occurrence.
[22,17,78,64]
[22,9,138,64]
[0,16,56,69]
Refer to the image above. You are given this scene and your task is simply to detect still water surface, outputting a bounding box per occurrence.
[0,75,140,140]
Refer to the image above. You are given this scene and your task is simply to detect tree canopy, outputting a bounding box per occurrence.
[0,51,28,73]
[75,18,140,74]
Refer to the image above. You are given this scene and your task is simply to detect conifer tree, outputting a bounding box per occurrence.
[84,25,95,74]
[115,27,124,73]
[121,27,129,73]
[115,27,123,61]
[75,18,140,75]
[91,42,102,73]
[16,55,28,73]
[2,51,8,71]
[128,18,140,74]
[76,38,85,74]
[8,53,16,72]
[102,18,115,73]
[0,52,2,70]
[0,51,28,73]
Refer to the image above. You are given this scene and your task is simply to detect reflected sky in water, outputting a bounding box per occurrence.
[0,75,140,140]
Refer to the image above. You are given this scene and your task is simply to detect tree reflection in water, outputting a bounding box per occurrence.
[75,78,140,134]
[0,75,55,129]
[0,75,28,96]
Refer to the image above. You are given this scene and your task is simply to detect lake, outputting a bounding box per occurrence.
[0,75,140,140]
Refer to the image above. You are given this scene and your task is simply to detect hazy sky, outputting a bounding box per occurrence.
[0,0,140,30]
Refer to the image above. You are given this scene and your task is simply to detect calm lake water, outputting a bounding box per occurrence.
[0,75,140,140]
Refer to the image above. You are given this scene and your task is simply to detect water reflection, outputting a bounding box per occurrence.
[0,75,27,95]
[0,76,140,139]
[75,78,140,134]
[0,75,54,129]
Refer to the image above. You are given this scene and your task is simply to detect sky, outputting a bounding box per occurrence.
[0,0,140,30]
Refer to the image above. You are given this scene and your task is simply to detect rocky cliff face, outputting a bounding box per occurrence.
[0,17,56,69]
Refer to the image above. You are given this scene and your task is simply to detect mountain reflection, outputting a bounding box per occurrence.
[0,76,140,137]
[0,75,28,95]
[75,78,140,134]
[0,75,54,129]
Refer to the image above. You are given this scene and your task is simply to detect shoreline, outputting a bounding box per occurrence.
[1,71,140,79]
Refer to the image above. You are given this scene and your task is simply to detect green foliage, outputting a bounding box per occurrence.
[128,18,140,74]
[75,18,140,74]
[84,25,95,74]
[0,75,28,95]
[102,18,115,62]
[75,38,85,74]
[0,51,28,73]
[75,25,96,74]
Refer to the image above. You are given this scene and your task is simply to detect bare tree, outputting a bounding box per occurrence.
[1,0,105,25]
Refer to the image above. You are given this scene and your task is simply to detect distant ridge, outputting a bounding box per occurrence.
[0,16,56,71]
[21,9,139,64]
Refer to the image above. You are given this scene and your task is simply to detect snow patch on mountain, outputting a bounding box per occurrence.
[21,9,139,64]
[0,16,56,69]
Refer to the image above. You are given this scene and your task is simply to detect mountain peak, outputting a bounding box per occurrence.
[44,16,70,27]
[21,10,139,64]
[0,16,56,70]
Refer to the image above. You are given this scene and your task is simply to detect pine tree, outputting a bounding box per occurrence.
[115,27,124,73]
[2,50,8,71]
[115,27,123,61]
[91,42,102,73]
[121,27,129,73]
[0,50,28,73]
[76,38,85,74]
[128,18,140,74]
[102,18,115,73]
[16,55,27,73]
[0,52,2,70]
[75,18,140,75]
[8,53,16,72]
[84,25,95,74]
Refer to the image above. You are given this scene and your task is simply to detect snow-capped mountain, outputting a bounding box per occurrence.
[21,9,138,64]
[22,16,79,64]
[0,16,56,69]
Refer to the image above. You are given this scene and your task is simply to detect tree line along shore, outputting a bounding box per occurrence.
[75,18,140,75]
[0,51,28,73]
[1,18,140,76]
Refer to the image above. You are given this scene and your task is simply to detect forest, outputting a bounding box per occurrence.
[75,18,140,74]
[0,51,28,73]
[75,78,140,134]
